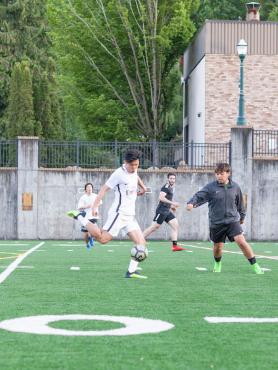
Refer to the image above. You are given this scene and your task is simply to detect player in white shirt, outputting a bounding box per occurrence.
[67,149,148,279]
[77,182,100,249]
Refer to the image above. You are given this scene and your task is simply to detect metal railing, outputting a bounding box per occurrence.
[0,140,17,167]
[253,130,278,157]
[38,140,230,170]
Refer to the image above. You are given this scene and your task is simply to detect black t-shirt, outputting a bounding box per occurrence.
[156,183,174,214]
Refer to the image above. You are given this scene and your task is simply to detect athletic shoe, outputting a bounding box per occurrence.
[125,271,147,279]
[67,210,81,219]
[213,261,222,273]
[172,245,186,252]
[86,236,94,250]
[252,262,264,274]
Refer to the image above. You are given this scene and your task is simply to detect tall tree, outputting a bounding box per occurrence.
[6,61,41,137]
[0,0,64,139]
[48,0,198,140]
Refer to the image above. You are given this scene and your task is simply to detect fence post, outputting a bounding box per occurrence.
[228,140,232,164]
[17,136,39,239]
[114,139,118,167]
[190,140,194,169]
[231,127,253,239]
[76,140,80,167]
[152,140,159,167]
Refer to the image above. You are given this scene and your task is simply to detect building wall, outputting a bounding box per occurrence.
[188,57,206,143]
[205,54,278,142]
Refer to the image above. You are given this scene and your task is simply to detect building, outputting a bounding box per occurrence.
[182,2,278,146]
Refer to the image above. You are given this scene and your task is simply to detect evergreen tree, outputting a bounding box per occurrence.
[6,61,41,137]
[0,0,64,139]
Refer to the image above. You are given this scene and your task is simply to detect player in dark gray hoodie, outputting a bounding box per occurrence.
[187,163,263,274]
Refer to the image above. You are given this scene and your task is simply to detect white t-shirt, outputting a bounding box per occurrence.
[77,193,99,219]
[105,165,138,216]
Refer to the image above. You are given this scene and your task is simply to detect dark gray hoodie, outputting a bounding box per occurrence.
[187,179,246,227]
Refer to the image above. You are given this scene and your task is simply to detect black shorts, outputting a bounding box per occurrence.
[210,222,243,243]
[153,211,175,225]
[81,219,97,232]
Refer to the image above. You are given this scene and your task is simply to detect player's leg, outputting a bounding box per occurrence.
[143,222,160,238]
[126,220,147,279]
[82,228,89,245]
[167,215,186,251]
[233,233,264,274]
[210,225,226,272]
[143,212,163,238]
[67,210,111,243]
[213,242,224,272]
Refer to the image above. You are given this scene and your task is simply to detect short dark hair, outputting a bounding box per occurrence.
[215,163,231,174]
[124,149,141,162]
[84,182,93,190]
[167,172,176,178]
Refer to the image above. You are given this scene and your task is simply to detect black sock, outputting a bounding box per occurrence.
[214,256,222,262]
[172,241,177,246]
[248,257,256,265]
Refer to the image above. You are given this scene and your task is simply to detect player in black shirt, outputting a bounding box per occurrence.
[143,173,186,251]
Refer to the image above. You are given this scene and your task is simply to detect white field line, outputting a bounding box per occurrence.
[180,243,278,261]
[205,317,278,324]
[0,242,44,285]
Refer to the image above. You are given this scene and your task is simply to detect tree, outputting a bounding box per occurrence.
[0,0,64,139]
[48,0,198,140]
[6,61,41,137]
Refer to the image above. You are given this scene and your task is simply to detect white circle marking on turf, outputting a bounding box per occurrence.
[204,317,278,323]
[195,267,207,271]
[0,315,174,336]
[70,266,80,271]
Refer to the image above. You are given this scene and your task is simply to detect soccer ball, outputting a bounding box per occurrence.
[130,245,148,262]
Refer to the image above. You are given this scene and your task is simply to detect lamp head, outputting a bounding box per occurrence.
[237,39,248,58]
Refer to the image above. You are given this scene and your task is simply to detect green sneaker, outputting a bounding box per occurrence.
[67,210,80,219]
[213,261,222,273]
[252,263,264,274]
[125,271,148,279]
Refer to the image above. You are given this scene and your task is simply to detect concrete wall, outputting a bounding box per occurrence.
[0,169,17,239]
[1,134,278,241]
[36,169,213,241]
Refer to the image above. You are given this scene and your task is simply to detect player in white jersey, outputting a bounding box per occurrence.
[77,182,101,250]
[67,149,148,279]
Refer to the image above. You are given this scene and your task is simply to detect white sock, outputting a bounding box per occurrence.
[128,259,139,273]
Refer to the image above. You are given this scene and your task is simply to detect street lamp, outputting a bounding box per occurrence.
[236,39,247,125]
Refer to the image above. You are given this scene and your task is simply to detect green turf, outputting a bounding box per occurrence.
[0,240,277,370]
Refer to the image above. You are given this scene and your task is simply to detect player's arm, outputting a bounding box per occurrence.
[137,176,147,196]
[159,191,179,208]
[236,187,246,224]
[91,184,110,216]
[186,185,210,211]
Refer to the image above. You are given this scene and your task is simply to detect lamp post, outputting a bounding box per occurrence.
[236,39,248,126]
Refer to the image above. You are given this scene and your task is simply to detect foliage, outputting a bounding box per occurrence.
[6,61,40,137]
[0,0,64,139]
[48,0,198,140]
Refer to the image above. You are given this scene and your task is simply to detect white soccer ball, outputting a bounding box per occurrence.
[130,245,148,262]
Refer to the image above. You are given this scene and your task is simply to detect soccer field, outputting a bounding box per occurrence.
[0,240,277,370]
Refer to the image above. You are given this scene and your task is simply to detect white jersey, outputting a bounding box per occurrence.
[77,193,99,219]
[105,165,138,216]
